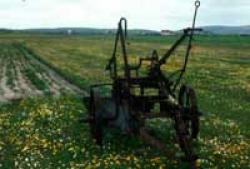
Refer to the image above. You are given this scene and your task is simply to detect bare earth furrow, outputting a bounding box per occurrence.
[16,62,42,97]
[0,43,84,103]
[1,66,17,101]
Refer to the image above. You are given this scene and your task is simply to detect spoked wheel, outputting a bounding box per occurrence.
[172,85,201,168]
[173,110,198,168]
[179,85,200,140]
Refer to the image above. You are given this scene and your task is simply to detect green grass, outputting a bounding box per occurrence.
[0,33,249,168]
[5,57,16,90]
[0,45,17,90]
[22,68,50,94]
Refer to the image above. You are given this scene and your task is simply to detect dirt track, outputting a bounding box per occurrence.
[0,43,84,102]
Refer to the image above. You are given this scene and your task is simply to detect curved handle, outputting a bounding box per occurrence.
[119,17,128,40]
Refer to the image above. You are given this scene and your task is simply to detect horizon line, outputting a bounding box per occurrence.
[0,24,250,32]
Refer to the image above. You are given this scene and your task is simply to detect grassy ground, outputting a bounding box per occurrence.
[0,33,249,168]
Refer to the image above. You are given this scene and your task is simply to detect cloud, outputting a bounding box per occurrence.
[198,0,250,26]
[0,0,249,30]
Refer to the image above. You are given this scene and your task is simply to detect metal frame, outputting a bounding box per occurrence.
[81,1,202,168]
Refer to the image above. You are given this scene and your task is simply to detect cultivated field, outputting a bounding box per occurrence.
[0,34,249,168]
[0,43,82,102]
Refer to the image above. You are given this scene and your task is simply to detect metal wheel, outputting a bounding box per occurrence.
[88,89,103,145]
[179,85,200,139]
[174,110,198,168]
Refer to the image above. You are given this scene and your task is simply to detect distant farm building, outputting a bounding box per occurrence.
[67,29,72,35]
[161,30,175,36]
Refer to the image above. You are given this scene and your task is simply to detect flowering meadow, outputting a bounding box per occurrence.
[0,34,249,168]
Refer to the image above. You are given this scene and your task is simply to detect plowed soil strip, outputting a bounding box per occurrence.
[0,43,85,103]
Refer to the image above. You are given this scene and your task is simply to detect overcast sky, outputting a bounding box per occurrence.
[0,0,249,30]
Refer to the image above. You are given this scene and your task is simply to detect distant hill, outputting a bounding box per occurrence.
[17,28,161,36]
[0,29,13,33]
[199,25,250,35]
[1,25,250,35]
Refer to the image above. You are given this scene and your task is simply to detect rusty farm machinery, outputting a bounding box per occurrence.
[81,0,202,168]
